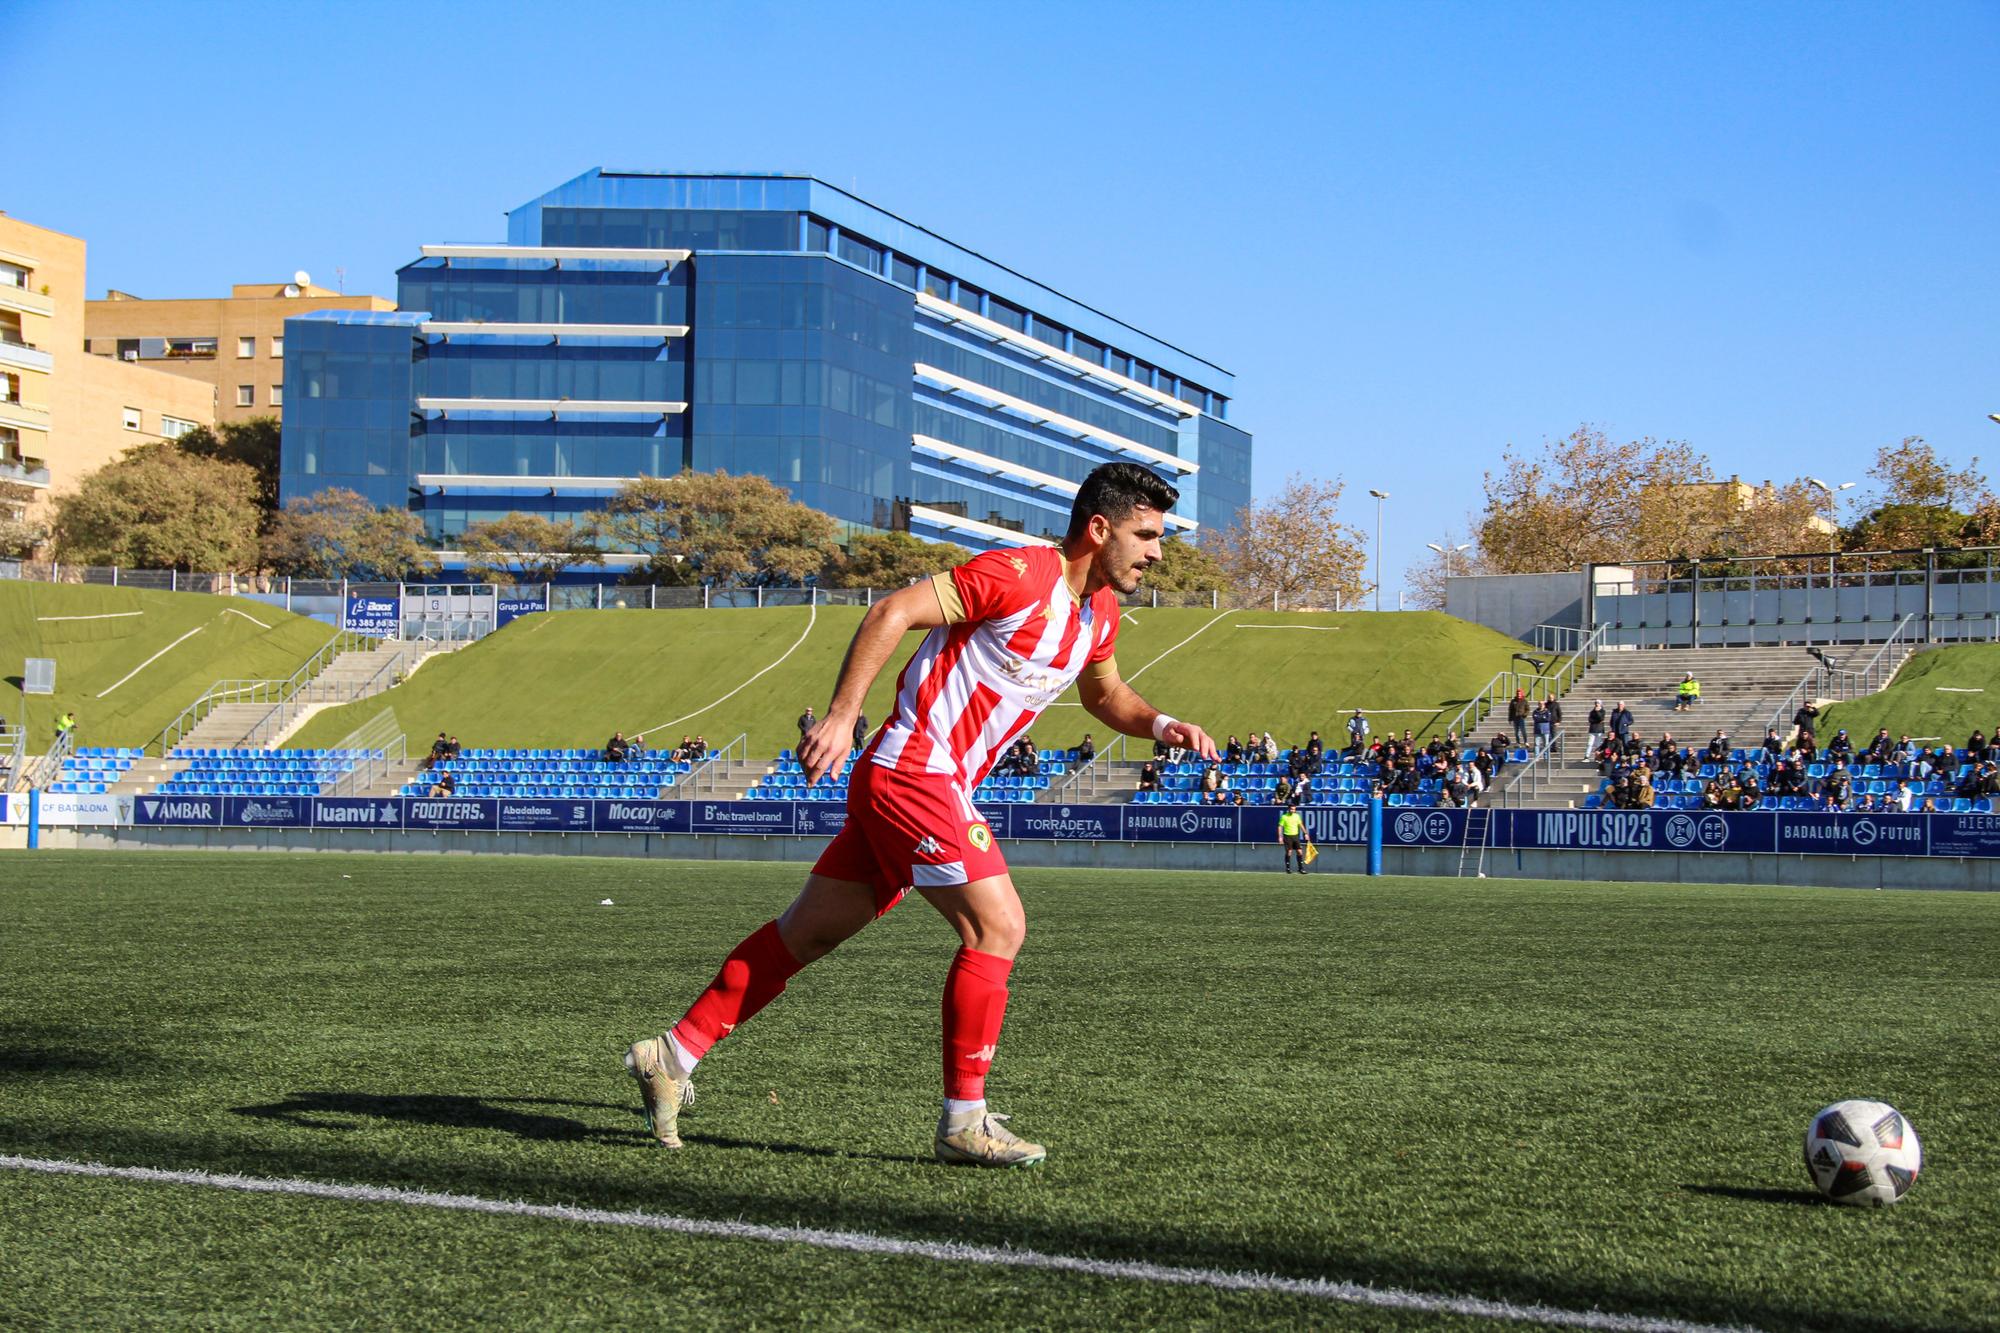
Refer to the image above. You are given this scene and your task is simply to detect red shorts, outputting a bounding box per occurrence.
[810,759,1010,916]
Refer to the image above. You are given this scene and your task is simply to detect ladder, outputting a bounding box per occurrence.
[1456,806,1492,878]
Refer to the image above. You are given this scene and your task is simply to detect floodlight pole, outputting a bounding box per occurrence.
[1368,489,1389,612]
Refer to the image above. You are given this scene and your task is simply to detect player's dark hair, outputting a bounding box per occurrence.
[1066,462,1179,541]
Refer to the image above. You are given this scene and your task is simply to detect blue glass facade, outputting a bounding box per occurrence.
[282,170,1251,555]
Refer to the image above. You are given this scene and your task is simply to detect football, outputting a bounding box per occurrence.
[1803,1100,1922,1206]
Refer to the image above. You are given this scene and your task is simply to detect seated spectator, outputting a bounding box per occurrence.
[1345,710,1369,757]
[1223,734,1244,764]
[628,734,647,760]
[691,735,708,760]
[421,731,449,772]
[1288,745,1312,779]
[1825,729,1854,762]
[1442,765,1471,809]
[1863,728,1894,763]
[1769,759,1803,795]
[1293,772,1315,805]
[1200,763,1222,796]
[1701,778,1727,809]
[1919,795,1939,813]
[1675,672,1700,712]
[1894,780,1916,812]
[1138,761,1160,792]
[445,735,462,761]
[672,734,694,762]
[1823,763,1852,809]
[1762,727,1785,758]
[604,731,630,763]
[1076,734,1096,764]
[1737,766,1764,805]
[1705,730,1730,763]
[1261,731,1280,763]
[1230,789,1247,807]
[1273,774,1294,804]
[427,771,457,798]
[1968,728,1989,759]
[1633,768,1656,809]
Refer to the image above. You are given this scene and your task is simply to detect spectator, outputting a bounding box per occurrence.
[1293,771,1314,805]
[604,731,629,763]
[1633,768,1656,809]
[1304,730,1325,773]
[1586,699,1606,758]
[1824,762,1853,810]
[421,730,449,772]
[628,734,647,760]
[691,734,708,760]
[1224,734,1244,764]
[427,770,457,798]
[1863,728,1894,763]
[1532,702,1553,753]
[1200,763,1222,797]
[1919,795,1939,813]
[1825,729,1853,763]
[1261,731,1280,764]
[1762,726,1785,758]
[853,713,870,750]
[1675,672,1700,712]
[797,706,817,750]
[1273,773,1294,805]
[1488,733,1511,778]
[674,734,694,762]
[1076,734,1096,764]
[1346,710,1369,756]
[1793,700,1820,741]
[1508,688,1531,746]
[1138,761,1160,792]
[1705,730,1730,763]
[1968,728,1990,759]
[1546,695,1563,736]
[1230,789,1247,807]
[1442,765,1471,808]
[1610,701,1635,747]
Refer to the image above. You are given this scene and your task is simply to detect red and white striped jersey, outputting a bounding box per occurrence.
[869,546,1121,789]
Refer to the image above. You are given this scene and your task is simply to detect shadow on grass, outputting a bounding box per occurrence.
[230,1091,927,1164]
[1682,1183,1827,1208]
[0,1117,1967,1333]
[0,1042,126,1077]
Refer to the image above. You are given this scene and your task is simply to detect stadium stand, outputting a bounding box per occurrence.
[1581,744,1998,813]
[44,746,145,794]
[1134,746,1526,808]
[395,747,706,799]
[151,748,378,797]
[744,747,1078,804]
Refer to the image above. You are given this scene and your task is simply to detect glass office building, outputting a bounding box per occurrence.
[282,170,1251,558]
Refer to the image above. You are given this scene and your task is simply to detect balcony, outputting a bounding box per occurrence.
[0,398,51,434]
[0,334,52,373]
[0,284,53,318]
[0,457,52,488]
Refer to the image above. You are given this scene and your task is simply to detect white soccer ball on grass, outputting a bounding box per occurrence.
[1803,1099,1921,1205]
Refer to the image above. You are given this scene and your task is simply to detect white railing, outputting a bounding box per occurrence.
[19,727,76,792]
[0,723,24,791]
[690,733,750,798]
[1495,728,1567,808]
[1444,624,1608,749]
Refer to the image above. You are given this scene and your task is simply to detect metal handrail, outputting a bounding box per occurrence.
[1496,727,1567,808]
[20,727,77,792]
[1444,625,1607,746]
[0,724,27,792]
[1769,614,1918,738]
[331,740,406,799]
[693,732,750,798]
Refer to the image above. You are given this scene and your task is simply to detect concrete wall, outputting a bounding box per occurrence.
[1445,571,1587,644]
[26,824,1999,892]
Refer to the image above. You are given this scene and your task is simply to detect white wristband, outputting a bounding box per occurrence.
[1151,714,1180,743]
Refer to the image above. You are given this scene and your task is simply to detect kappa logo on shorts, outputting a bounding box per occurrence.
[967,822,993,852]
[914,835,946,857]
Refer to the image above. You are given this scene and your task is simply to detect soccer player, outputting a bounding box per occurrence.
[625,463,1217,1166]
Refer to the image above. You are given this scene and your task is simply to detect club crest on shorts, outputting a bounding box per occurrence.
[968,822,993,852]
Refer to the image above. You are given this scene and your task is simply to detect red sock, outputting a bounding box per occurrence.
[942,946,1014,1100]
[670,920,803,1060]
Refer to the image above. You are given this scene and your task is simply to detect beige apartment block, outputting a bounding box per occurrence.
[0,212,220,539]
[85,279,393,424]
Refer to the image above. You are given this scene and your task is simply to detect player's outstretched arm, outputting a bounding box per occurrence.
[800,581,951,784]
[1076,656,1217,760]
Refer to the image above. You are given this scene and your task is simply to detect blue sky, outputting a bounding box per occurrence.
[10,0,1998,587]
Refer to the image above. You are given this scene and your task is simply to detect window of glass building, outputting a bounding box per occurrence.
[987,298,1026,333]
[890,253,919,289]
[237,384,254,406]
[1030,315,1066,350]
[1071,333,1105,366]
[805,217,830,252]
[836,232,883,273]
[237,336,255,358]
[953,282,983,314]
[923,269,951,300]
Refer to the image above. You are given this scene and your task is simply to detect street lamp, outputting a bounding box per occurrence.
[1987,413,2000,426]
[1368,489,1389,611]
[1426,542,1471,556]
[1805,477,1854,528]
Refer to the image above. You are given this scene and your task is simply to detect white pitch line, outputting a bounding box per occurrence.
[221,608,272,629]
[632,600,818,739]
[0,1156,1759,1333]
[1126,610,1234,682]
[36,610,146,622]
[1935,687,1984,693]
[1234,623,1341,631]
[94,626,204,698]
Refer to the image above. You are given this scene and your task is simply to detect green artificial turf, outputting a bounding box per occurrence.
[1,854,1996,1330]
[0,582,334,752]
[1820,645,2000,749]
[287,606,1528,759]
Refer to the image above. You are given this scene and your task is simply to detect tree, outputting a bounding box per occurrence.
[264,487,438,580]
[50,444,262,571]
[1475,426,1714,572]
[457,512,601,585]
[832,530,970,586]
[1843,438,1995,560]
[0,480,45,558]
[174,417,281,520]
[589,470,840,587]
[1212,474,1370,608]
[1142,534,1233,593]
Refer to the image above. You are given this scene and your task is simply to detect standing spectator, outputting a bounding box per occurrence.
[1346,709,1369,757]
[1610,701,1635,747]
[1586,699,1606,759]
[797,706,817,751]
[1507,689,1531,746]
[1532,701,1553,753]
[1546,694,1563,737]
[1793,700,1820,743]
[852,712,870,751]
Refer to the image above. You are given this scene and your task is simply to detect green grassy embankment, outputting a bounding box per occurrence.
[0,854,1994,1330]
[0,582,335,751]
[287,607,1528,758]
[1820,645,2000,746]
